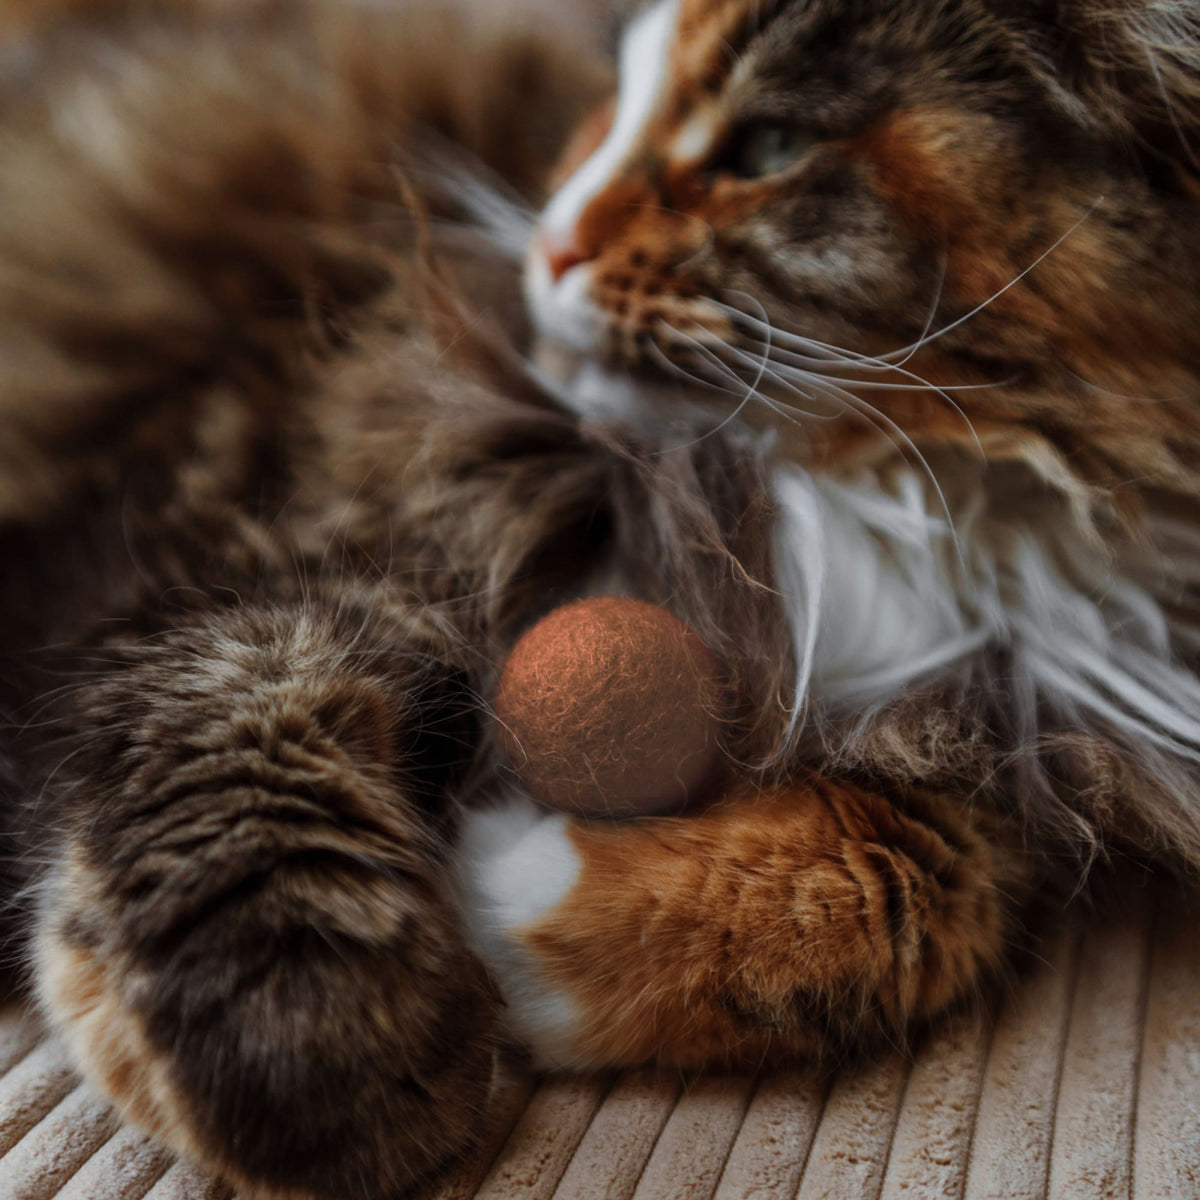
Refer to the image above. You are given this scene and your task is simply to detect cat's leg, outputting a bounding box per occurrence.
[460,778,1029,1069]
[30,594,495,1200]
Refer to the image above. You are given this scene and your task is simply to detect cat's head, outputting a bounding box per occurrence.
[527,0,1200,479]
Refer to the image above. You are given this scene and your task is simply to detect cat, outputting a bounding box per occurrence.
[464,0,1200,1067]
[1,1,1199,1198]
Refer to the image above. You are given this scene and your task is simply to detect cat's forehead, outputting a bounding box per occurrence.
[670,0,789,90]
[670,0,761,98]
[674,0,789,58]
[635,0,866,115]
[613,0,999,153]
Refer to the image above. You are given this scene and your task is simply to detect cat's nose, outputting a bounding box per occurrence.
[539,232,591,283]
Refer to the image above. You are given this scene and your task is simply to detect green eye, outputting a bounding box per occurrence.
[726,122,815,179]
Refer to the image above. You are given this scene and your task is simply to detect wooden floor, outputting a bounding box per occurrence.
[0,882,1196,1200]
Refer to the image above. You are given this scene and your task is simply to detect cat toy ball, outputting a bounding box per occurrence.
[494,596,724,817]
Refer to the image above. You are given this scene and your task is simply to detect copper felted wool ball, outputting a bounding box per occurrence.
[495,597,723,817]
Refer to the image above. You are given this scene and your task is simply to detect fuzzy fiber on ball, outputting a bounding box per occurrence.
[494,597,722,817]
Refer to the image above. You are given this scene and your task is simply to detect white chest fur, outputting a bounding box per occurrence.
[775,455,1200,766]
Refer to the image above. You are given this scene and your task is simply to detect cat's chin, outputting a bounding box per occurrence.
[524,249,600,354]
[559,359,682,428]
[531,336,743,441]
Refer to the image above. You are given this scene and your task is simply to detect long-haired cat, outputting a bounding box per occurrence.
[1,0,1198,1198]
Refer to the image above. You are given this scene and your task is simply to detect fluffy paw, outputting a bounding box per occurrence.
[459,780,1020,1069]
[32,599,498,1199]
[37,845,496,1200]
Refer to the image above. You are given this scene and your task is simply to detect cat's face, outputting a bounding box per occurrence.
[527,0,1200,469]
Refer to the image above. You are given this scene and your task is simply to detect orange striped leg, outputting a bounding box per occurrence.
[460,777,1025,1069]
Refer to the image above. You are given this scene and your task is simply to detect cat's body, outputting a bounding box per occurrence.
[1,0,1198,1197]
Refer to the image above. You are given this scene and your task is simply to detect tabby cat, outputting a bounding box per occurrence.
[1,0,1199,1197]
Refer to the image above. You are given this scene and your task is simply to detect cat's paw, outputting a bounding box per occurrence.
[36,843,497,1200]
[455,792,588,1068]
[30,598,499,1199]
[459,781,1021,1069]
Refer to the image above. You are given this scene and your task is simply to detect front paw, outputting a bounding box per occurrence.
[460,781,1019,1070]
[36,845,497,1200]
[23,594,500,1196]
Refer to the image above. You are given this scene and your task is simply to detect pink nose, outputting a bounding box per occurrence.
[540,233,590,283]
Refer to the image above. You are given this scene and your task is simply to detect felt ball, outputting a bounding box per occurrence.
[494,597,723,817]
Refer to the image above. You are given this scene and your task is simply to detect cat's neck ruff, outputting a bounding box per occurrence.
[555,361,1200,772]
[777,450,1200,767]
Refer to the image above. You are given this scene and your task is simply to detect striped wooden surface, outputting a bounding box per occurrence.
[0,884,1196,1200]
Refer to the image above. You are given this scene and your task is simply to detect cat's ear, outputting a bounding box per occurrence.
[1054,0,1200,171]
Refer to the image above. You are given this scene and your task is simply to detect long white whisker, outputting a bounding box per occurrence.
[718,284,994,458]
[756,344,1007,393]
[723,328,1000,394]
[645,321,779,452]
[685,332,837,422]
[716,302,955,381]
[719,199,1100,376]
[720,311,865,371]
[885,196,1106,360]
[898,253,948,367]
[720,290,919,375]
[713,304,991,456]
[804,378,967,565]
[712,341,967,564]
[750,336,991,457]
[715,291,841,421]
[643,337,743,398]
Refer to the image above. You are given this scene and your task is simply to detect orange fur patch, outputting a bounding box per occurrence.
[847,104,1200,425]
[851,107,1046,313]
[40,937,198,1150]
[519,778,1012,1069]
[674,0,755,95]
[36,855,201,1160]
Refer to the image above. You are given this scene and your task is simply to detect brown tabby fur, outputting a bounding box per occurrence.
[0,1,1197,1197]
[0,3,611,1194]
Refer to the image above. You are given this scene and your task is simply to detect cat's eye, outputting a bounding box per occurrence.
[723,122,816,179]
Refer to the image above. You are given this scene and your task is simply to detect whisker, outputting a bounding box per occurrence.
[1143,47,1200,176]
[753,337,993,457]
[642,333,745,398]
[394,131,538,261]
[713,291,841,421]
[717,306,860,371]
[898,252,948,368]
[700,341,847,422]
[799,380,967,565]
[717,285,991,457]
[683,332,838,422]
[882,196,1106,361]
[713,305,991,456]
[757,344,1008,393]
[708,340,967,564]
[645,323,773,451]
[720,197,1100,377]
